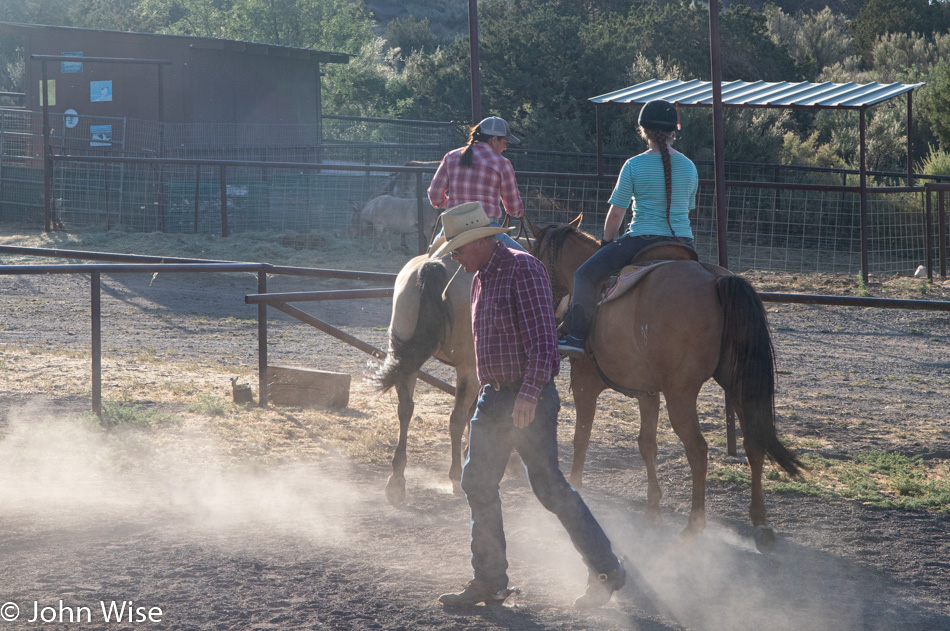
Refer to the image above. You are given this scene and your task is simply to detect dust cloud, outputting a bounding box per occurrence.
[0,400,931,630]
[0,401,365,548]
[500,479,898,631]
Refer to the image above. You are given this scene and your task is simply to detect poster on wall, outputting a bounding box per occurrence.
[64,109,79,129]
[90,80,112,102]
[61,52,83,73]
[90,124,112,147]
[38,80,56,106]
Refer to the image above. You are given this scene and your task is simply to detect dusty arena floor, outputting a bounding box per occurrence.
[0,231,947,630]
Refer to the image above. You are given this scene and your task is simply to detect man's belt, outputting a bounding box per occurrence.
[488,379,523,391]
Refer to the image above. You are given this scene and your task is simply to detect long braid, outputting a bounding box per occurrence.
[459,124,493,167]
[645,128,675,236]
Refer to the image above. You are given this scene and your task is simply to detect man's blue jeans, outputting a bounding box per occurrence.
[460,380,617,589]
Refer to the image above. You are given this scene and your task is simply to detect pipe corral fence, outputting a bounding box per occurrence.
[1,107,949,279]
[1,244,948,455]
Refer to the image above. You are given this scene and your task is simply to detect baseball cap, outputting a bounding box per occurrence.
[478,116,521,145]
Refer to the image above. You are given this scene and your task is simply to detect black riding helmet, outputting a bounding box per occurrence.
[638,99,679,132]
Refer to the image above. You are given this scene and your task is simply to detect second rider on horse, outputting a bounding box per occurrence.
[558,99,700,358]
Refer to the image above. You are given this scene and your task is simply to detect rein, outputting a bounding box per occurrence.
[502,214,534,251]
[534,226,572,308]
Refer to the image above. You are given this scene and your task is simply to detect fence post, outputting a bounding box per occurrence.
[194,165,201,233]
[938,188,947,279]
[104,166,111,230]
[41,60,53,232]
[258,268,268,407]
[91,270,102,418]
[925,186,934,282]
[416,171,427,253]
[220,165,229,237]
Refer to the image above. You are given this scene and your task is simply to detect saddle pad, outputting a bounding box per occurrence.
[598,260,672,306]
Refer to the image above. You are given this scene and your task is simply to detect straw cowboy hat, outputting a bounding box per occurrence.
[431,202,516,258]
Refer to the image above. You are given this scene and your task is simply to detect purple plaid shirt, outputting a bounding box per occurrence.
[471,245,560,404]
[428,143,525,220]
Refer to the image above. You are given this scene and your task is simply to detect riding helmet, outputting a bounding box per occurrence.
[638,99,679,132]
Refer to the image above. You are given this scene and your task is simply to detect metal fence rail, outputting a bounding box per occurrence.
[2,245,949,458]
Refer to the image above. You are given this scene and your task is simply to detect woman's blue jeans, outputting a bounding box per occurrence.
[460,380,617,589]
[563,233,694,341]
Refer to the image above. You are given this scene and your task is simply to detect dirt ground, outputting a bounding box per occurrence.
[0,242,948,631]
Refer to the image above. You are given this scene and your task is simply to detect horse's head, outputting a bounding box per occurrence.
[529,217,599,304]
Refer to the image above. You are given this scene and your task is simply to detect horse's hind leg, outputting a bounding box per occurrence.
[637,393,662,525]
[733,402,774,549]
[386,376,417,505]
[448,371,480,495]
[666,391,708,537]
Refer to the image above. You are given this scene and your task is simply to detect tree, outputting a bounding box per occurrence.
[850,0,950,63]
[764,6,853,78]
[920,60,950,150]
[383,16,437,60]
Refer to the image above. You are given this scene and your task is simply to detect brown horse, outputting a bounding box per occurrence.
[528,218,803,548]
[372,254,479,504]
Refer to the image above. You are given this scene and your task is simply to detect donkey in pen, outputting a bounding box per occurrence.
[350,195,440,251]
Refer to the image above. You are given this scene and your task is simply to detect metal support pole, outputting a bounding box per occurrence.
[595,104,604,178]
[258,270,268,407]
[709,4,729,270]
[91,271,102,417]
[468,0,482,124]
[907,92,914,187]
[859,108,869,284]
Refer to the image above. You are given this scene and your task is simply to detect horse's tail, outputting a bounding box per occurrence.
[373,260,453,393]
[714,275,803,476]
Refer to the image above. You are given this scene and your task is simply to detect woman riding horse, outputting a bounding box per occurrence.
[558,99,699,357]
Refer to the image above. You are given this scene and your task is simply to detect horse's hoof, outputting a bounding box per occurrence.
[451,479,463,496]
[385,474,407,505]
[753,524,776,552]
[644,510,662,528]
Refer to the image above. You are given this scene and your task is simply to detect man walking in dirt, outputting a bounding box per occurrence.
[431,201,625,609]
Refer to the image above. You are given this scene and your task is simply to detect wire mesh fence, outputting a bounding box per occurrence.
[0,108,944,277]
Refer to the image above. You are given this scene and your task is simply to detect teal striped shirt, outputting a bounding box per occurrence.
[607,152,699,238]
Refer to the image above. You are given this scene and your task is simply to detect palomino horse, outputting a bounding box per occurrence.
[373,254,479,504]
[528,218,803,547]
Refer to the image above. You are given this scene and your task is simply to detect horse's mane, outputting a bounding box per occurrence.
[533,222,599,259]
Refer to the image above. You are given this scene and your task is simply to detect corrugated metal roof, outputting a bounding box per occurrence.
[590,79,924,109]
[0,21,353,65]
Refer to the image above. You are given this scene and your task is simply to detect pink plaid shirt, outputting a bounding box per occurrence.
[471,245,559,404]
[428,143,525,220]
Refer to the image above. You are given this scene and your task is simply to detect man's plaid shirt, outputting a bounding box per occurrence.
[471,245,559,404]
[428,143,525,220]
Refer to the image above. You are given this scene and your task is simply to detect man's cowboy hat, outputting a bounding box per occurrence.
[431,202,516,258]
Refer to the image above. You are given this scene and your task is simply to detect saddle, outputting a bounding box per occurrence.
[598,240,699,306]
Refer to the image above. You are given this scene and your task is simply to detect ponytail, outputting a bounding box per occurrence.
[459,124,493,167]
